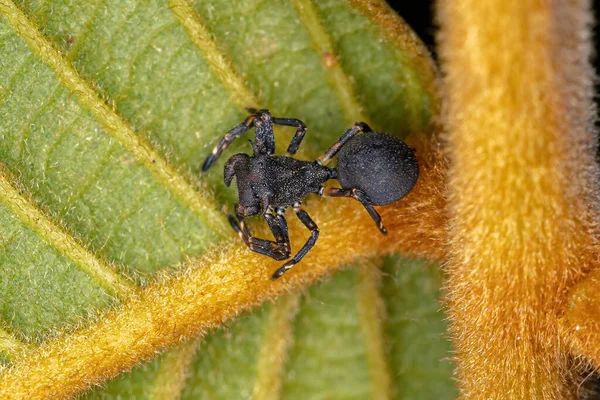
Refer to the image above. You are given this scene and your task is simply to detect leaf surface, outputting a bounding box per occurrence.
[0,0,453,398]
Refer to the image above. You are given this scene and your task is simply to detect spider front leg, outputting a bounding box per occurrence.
[202,109,277,172]
[271,203,319,280]
[228,206,291,261]
[272,117,307,156]
[322,187,387,234]
[316,122,372,166]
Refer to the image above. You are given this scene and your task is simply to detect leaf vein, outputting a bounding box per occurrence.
[167,0,260,110]
[125,22,179,95]
[107,183,159,253]
[291,0,369,125]
[252,293,301,400]
[0,0,229,237]
[59,144,117,218]
[17,83,62,164]
[42,112,82,186]
[0,53,34,109]
[356,263,392,400]
[65,0,107,60]
[0,167,136,297]
[148,339,199,400]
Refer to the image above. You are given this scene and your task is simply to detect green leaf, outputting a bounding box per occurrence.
[0,0,453,398]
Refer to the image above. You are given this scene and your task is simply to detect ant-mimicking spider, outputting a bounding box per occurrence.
[202,109,418,279]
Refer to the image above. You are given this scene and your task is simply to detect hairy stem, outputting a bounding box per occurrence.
[438,0,598,397]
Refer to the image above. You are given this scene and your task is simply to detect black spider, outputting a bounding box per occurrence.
[202,109,419,279]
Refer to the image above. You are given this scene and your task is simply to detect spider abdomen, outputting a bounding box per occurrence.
[337,132,418,205]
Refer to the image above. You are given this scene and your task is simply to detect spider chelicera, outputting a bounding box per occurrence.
[202,109,418,279]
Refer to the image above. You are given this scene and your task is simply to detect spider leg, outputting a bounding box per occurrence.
[271,203,319,280]
[322,187,387,234]
[228,209,291,261]
[202,117,255,172]
[251,110,276,156]
[202,110,277,172]
[267,208,291,256]
[272,117,307,156]
[316,122,372,166]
